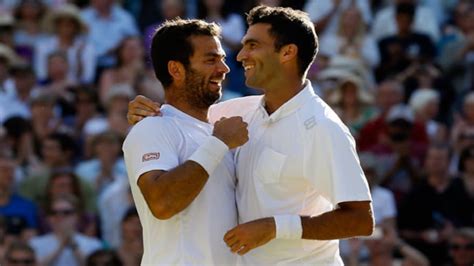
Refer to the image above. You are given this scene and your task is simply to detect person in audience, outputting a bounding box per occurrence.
[3,240,37,266]
[29,194,102,266]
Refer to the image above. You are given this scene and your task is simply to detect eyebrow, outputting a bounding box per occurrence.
[242,38,259,45]
[203,52,225,58]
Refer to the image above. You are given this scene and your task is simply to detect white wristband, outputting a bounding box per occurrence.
[273,215,302,239]
[188,136,229,175]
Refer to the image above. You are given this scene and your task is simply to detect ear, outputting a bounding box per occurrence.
[280,43,298,63]
[279,44,298,64]
[168,61,186,83]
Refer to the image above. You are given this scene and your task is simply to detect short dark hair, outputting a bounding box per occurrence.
[45,132,76,153]
[459,145,474,173]
[396,3,416,20]
[150,19,221,88]
[246,5,318,76]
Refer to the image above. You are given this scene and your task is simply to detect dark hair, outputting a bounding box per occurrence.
[150,19,221,87]
[122,207,139,223]
[246,5,318,76]
[86,249,123,266]
[459,145,474,173]
[396,3,416,20]
[14,0,46,22]
[45,132,77,153]
[45,169,84,212]
[115,35,144,67]
[3,116,32,140]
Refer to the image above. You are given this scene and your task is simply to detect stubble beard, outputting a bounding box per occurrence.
[184,68,221,109]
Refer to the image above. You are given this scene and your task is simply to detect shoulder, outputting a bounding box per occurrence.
[123,116,178,147]
[10,195,36,208]
[214,95,262,109]
[210,95,262,118]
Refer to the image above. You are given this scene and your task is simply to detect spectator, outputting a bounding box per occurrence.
[39,51,76,117]
[346,225,429,266]
[35,4,96,84]
[303,0,372,39]
[12,0,47,63]
[2,116,38,179]
[0,44,19,123]
[86,249,122,266]
[398,143,473,264]
[448,227,474,266]
[97,176,132,249]
[98,36,163,106]
[327,73,376,138]
[438,2,474,95]
[41,170,97,236]
[376,2,436,82]
[409,88,447,143]
[371,0,440,42]
[0,150,38,241]
[80,0,139,69]
[450,93,474,175]
[19,132,76,204]
[29,194,102,266]
[116,208,142,266]
[318,5,380,68]
[3,240,37,266]
[457,145,474,201]
[75,130,126,194]
[27,92,72,151]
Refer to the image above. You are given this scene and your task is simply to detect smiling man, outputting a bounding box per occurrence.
[122,19,249,265]
[128,6,374,265]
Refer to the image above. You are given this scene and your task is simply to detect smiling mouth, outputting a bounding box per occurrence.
[243,65,254,71]
[209,79,223,88]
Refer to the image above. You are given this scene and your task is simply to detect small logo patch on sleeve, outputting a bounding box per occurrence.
[142,152,160,162]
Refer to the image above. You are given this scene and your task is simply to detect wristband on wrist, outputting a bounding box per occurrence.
[273,214,302,239]
[188,136,229,175]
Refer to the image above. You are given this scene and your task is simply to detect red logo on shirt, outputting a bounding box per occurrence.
[142,152,160,162]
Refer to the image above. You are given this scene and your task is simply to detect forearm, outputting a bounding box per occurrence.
[301,201,373,240]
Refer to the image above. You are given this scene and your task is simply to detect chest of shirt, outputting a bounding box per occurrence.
[236,109,316,185]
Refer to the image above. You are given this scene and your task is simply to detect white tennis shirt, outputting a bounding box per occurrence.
[123,105,238,265]
[209,81,372,265]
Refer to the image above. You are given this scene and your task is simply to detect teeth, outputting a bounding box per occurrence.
[244,65,254,71]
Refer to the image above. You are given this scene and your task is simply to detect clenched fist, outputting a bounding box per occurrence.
[213,117,249,149]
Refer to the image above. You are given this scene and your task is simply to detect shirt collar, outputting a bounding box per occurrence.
[161,104,211,128]
[258,80,316,123]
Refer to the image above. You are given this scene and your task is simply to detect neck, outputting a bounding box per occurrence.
[165,92,209,123]
[263,76,305,114]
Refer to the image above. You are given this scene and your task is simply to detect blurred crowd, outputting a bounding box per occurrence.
[0,0,473,265]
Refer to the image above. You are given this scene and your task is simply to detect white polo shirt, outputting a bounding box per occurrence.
[123,104,238,265]
[209,81,372,265]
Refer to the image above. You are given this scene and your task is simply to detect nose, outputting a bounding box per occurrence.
[236,48,246,62]
[218,60,230,74]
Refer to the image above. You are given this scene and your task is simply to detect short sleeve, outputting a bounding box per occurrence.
[307,119,371,205]
[122,117,181,184]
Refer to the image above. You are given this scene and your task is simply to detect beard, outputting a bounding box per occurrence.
[183,67,222,109]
